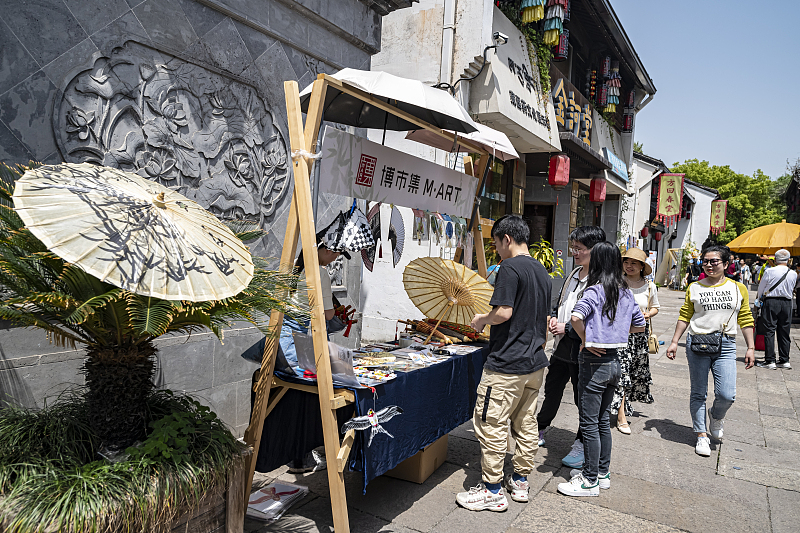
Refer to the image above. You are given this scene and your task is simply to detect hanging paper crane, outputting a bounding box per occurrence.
[341,406,403,446]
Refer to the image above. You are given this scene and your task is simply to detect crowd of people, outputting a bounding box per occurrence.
[457,215,764,511]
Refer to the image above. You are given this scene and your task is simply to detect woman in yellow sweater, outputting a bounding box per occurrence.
[666,245,755,457]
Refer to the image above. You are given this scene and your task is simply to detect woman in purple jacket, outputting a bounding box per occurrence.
[557,242,646,497]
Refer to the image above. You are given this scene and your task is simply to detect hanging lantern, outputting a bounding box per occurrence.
[548,154,570,190]
[601,56,611,78]
[553,29,569,61]
[590,176,606,203]
[640,227,649,238]
[654,231,662,242]
[623,113,634,132]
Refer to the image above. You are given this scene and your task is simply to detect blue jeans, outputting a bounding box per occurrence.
[578,350,621,484]
[240,317,309,370]
[686,334,737,433]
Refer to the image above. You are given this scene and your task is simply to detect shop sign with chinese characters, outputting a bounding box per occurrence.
[318,126,478,218]
[602,148,628,181]
[710,199,727,235]
[656,173,684,227]
[552,78,592,147]
[468,6,560,153]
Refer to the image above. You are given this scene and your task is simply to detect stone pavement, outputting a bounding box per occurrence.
[246,287,800,533]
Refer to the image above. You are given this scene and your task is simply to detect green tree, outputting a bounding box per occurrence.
[670,160,785,244]
[633,141,644,154]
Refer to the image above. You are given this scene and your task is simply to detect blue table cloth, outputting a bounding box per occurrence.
[252,346,488,493]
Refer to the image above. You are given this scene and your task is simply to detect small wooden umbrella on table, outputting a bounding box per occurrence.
[403,257,493,344]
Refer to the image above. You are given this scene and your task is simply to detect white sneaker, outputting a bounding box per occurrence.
[561,440,584,468]
[456,483,509,512]
[557,473,599,497]
[504,475,529,502]
[538,429,546,447]
[570,469,610,489]
[779,362,792,369]
[757,361,777,370]
[695,436,711,457]
[708,411,724,441]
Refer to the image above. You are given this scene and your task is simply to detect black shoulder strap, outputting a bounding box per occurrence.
[766,268,790,297]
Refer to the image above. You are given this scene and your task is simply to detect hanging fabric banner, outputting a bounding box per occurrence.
[710,199,728,235]
[656,173,684,227]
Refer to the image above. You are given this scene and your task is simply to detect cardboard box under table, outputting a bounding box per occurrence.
[386,435,448,484]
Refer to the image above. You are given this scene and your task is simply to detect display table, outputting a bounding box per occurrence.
[252,345,488,493]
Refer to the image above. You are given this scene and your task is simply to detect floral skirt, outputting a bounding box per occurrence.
[610,327,654,417]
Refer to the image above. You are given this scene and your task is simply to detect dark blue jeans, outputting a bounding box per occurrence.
[579,350,621,484]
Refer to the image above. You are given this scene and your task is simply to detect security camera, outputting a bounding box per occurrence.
[493,32,509,46]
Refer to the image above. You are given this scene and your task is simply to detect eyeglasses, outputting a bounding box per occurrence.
[570,247,589,254]
[702,259,723,266]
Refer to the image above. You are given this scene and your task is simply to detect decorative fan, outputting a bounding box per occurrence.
[389,206,405,267]
[361,203,381,272]
[361,204,405,269]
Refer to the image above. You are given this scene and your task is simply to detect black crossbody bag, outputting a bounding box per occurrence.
[690,285,739,355]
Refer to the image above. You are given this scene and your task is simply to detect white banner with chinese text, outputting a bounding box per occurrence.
[318,127,478,218]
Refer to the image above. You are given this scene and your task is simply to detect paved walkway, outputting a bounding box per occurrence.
[247,288,800,533]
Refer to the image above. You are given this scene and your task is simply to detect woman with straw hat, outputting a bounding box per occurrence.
[610,247,658,434]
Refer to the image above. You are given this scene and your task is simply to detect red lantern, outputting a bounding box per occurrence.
[548,154,570,190]
[553,29,569,61]
[640,227,649,238]
[589,176,606,203]
[654,231,662,242]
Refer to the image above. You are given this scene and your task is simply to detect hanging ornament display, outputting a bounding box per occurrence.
[553,28,569,61]
[623,114,634,132]
[585,69,597,101]
[589,176,606,203]
[710,199,728,235]
[603,61,621,113]
[640,227,649,238]
[548,154,570,190]
[654,231,662,242]
[598,83,608,107]
[626,88,636,108]
[601,56,612,78]
[623,88,635,132]
[656,173,685,228]
[543,0,567,46]
[521,0,546,23]
[564,0,571,22]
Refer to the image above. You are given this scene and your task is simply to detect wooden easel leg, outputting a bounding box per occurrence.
[284,79,351,533]
[242,76,329,510]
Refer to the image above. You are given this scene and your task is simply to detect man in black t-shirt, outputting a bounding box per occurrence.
[455,215,551,512]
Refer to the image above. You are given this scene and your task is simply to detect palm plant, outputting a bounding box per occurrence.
[0,162,308,450]
[529,236,564,278]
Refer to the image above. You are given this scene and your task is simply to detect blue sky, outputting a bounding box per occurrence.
[612,0,800,179]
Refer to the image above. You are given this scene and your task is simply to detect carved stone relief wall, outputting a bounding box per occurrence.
[54,41,290,226]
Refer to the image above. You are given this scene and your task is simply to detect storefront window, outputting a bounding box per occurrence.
[479,159,509,221]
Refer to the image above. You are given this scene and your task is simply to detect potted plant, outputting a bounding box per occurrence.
[0,162,308,532]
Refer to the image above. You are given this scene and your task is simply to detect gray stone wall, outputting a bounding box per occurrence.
[0,0,389,435]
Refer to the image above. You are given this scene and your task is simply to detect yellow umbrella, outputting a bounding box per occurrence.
[726,220,800,255]
[13,163,254,301]
[403,257,493,343]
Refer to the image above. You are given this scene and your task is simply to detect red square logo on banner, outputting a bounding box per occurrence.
[355,154,377,187]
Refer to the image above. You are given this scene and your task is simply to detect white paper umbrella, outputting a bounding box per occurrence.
[299,68,479,133]
[405,123,520,161]
[13,163,254,301]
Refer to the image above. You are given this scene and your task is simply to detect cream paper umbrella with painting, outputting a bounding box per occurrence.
[13,163,253,301]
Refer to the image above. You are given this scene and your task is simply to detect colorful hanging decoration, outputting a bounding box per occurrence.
[604,61,621,113]
[548,154,570,190]
[521,0,546,23]
[543,0,567,46]
[710,199,728,235]
[585,69,597,101]
[598,83,608,107]
[412,208,427,243]
[553,28,569,61]
[656,173,685,228]
[341,406,403,447]
[589,176,606,203]
[601,56,612,78]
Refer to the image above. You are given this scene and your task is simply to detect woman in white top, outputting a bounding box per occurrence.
[611,248,659,434]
